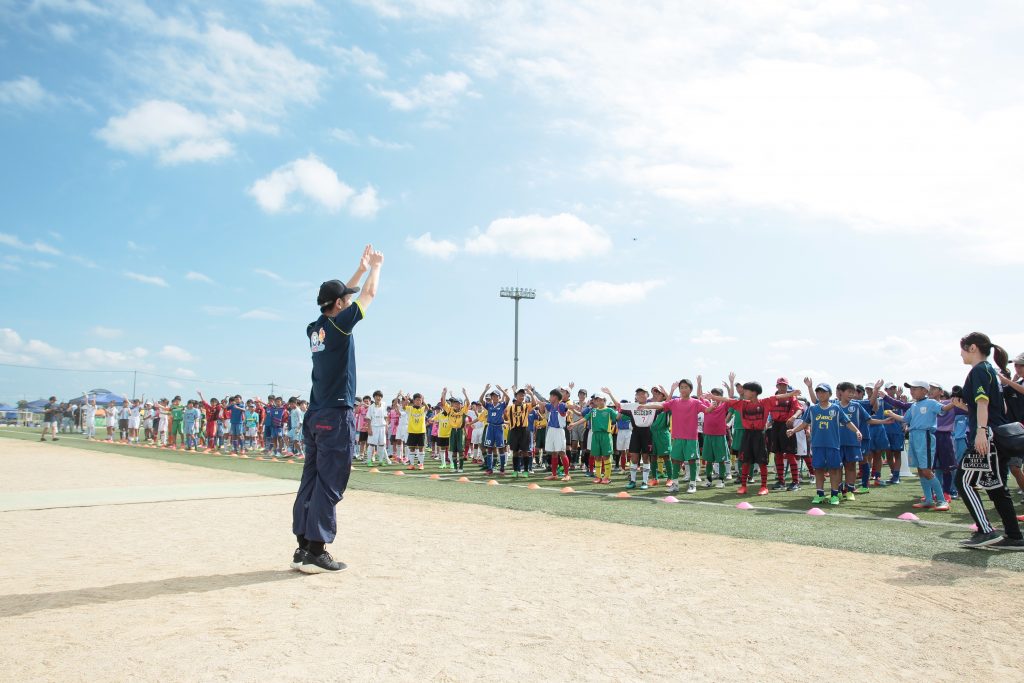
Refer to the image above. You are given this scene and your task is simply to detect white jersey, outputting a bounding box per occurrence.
[619,401,657,428]
[84,404,97,421]
[106,407,119,426]
[697,412,705,434]
[367,405,387,429]
[398,408,410,429]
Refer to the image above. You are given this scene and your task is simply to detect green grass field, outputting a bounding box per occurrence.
[3,426,1023,571]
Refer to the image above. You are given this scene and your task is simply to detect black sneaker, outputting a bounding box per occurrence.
[300,550,347,574]
[786,483,800,492]
[987,537,1024,551]
[290,548,308,570]
[959,530,1003,549]
[771,481,786,491]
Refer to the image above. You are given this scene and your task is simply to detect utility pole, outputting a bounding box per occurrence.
[132,370,137,400]
[270,381,276,396]
[498,287,535,387]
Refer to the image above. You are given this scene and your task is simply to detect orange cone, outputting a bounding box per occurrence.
[429,474,441,479]
[458,476,470,482]
[527,483,541,490]
[369,467,380,473]
[616,491,631,498]
[394,470,405,476]
[487,479,498,486]
[560,486,575,494]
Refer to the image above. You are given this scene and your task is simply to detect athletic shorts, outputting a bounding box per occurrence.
[171,420,184,435]
[740,430,768,466]
[271,427,283,438]
[437,436,450,449]
[907,430,937,470]
[397,426,409,442]
[840,444,863,464]
[358,430,369,444]
[470,425,482,445]
[119,418,129,432]
[812,446,842,470]
[407,432,425,449]
[508,426,530,453]
[484,424,505,449]
[954,438,967,463]
[615,429,632,451]
[627,427,653,455]
[586,429,593,451]
[885,428,905,451]
[449,427,465,454]
[671,438,700,462]
[591,432,613,458]
[534,427,547,451]
[703,435,729,462]
[935,431,956,470]
[768,421,797,455]
[128,417,140,429]
[545,427,567,452]
[731,429,745,455]
[246,426,257,437]
[368,430,387,447]
[652,430,671,457]
[568,423,585,443]
[868,426,890,452]
[229,423,242,436]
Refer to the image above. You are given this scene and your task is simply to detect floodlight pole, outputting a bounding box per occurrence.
[499,287,536,387]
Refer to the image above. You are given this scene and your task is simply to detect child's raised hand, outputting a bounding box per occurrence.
[728,371,736,384]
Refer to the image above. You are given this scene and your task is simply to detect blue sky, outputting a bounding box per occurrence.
[2,0,1023,404]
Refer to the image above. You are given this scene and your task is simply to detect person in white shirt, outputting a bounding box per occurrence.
[81,394,97,439]
[366,390,390,465]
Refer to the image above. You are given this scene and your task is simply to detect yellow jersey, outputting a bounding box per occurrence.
[405,405,426,434]
[445,402,468,429]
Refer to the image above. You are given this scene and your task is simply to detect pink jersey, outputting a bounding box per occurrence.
[388,408,400,434]
[702,402,730,437]
[355,405,368,432]
[663,397,709,440]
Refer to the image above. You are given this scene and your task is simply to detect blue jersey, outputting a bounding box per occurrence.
[486,401,507,426]
[802,403,850,449]
[837,401,871,446]
[227,403,245,426]
[183,407,199,429]
[952,414,969,440]
[903,398,943,431]
[545,402,568,428]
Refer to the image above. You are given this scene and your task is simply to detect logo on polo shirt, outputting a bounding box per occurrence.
[310,327,326,353]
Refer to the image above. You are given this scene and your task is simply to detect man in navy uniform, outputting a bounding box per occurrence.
[292,244,383,573]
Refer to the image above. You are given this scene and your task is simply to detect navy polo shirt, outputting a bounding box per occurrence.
[307,301,365,410]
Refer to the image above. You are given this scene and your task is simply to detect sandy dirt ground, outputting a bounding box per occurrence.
[2,440,1023,682]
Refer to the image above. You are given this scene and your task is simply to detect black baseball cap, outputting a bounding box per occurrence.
[317,279,359,307]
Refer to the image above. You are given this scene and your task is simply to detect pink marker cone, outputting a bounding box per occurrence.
[806,507,826,516]
[898,512,919,521]
[662,495,679,503]
[736,501,754,510]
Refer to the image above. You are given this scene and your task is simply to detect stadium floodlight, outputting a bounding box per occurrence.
[498,287,536,387]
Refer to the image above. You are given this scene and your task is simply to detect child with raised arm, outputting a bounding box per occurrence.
[644,376,708,494]
[788,380,862,506]
[568,388,618,484]
[705,372,800,496]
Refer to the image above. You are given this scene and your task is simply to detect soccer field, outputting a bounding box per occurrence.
[2,433,1024,681]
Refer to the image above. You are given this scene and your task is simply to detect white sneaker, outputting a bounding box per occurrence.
[704,479,713,488]
[715,480,725,488]
[686,482,697,494]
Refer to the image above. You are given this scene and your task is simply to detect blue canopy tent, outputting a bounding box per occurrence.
[24,399,50,413]
[68,389,128,406]
[0,403,17,417]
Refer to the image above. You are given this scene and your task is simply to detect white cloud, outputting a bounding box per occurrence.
[158,345,195,362]
[240,309,282,321]
[166,380,184,389]
[0,232,62,255]
[248,155,378,217]
[330,128,409,150]
[406,232,458,259]
[549,279,665,306]
[440,2,1024,260]
[690,329,737,345]
[770,338,817,350]
[124,271,169,287]
[0,326,152,370]
[96,100,238,165]
[48,22,76,42]
[371,71,472,115]
[70,255,98,268]
[91,326,123,339]
[465,213,611,261]
[354,0,476,19]
[185,271,214,284]
[334,46,387,80]
[0,76,55,109]
[254,268,283,281]
[329,128,360,145]
[175,367,197,378]
[28,260,55,269]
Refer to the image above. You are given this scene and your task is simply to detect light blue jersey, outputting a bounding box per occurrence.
[903,399,944,431]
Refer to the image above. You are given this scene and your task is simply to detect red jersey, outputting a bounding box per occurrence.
[202,401,223,423]
[766,395,800,423]
[723,398,776,431]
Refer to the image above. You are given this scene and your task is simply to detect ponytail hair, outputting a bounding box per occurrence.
[960,331,1010,376]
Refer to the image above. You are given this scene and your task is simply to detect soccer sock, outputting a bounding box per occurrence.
[513,454,521,472]
[941,470,953,495]
[760,467,768,487]
[919,476,931,501]
[642,463,650,485]
[484,453,493,471]
[930,476,945,503]
[830,489,839,497]
[296,535,308,551]
[860,463,870,488]
[688,461,698,482]
[774,453,785,482]
[786,455,799,483]
[630,463,637,482]
[560,454,570,474]
[705,462,713,481]
[307,541,325,556]
[803,457,815,476]
[719,462,728,480]
[588,455,595,472]
[741,463,750,485]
